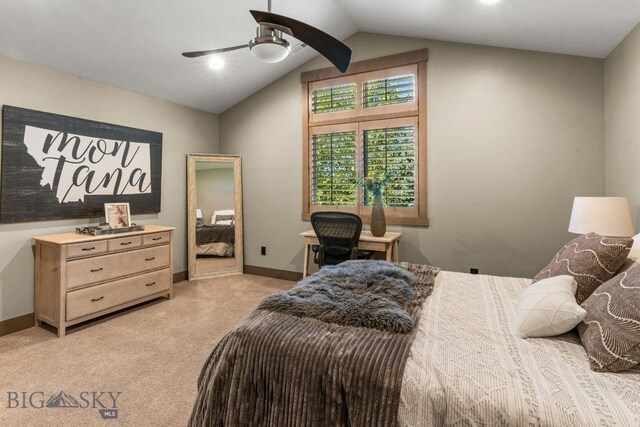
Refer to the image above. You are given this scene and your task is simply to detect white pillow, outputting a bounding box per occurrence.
[211,209,235,225]
[628,232,640,260]
[516,275,586,339]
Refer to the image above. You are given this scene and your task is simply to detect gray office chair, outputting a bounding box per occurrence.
[310,211,363,268]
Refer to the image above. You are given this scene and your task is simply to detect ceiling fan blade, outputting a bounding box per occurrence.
[249,10,351,72]
[182,44,249,58]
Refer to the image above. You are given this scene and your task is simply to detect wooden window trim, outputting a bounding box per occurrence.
[309,64,418,125]
[300,49,429,83]
[302,49,429,227]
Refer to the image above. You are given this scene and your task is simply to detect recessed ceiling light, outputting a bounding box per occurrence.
[208,57,225,70]
[479,0,500,4]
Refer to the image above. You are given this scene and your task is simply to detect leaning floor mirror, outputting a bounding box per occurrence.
[187,154,243,279]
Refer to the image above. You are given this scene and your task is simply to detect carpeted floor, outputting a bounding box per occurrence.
[0,274,293,427]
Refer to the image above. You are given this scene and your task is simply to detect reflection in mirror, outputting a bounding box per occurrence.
[187,154,243,279]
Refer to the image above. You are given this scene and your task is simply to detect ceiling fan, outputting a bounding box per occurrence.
[182,0,352,73]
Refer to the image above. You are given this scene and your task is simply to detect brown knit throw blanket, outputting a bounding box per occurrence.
[189,262,440,427]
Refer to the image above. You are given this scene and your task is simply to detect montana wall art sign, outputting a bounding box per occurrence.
[1,106,162,223]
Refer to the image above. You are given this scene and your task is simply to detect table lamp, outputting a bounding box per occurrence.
[568,197,634,237]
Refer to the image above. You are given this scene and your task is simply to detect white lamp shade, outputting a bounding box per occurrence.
[250,42,290,63]
[196,209,203,219]
[568,197,634,237]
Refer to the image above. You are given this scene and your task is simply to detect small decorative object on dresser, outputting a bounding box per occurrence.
[33,225,174,337]
[104,202,132,228]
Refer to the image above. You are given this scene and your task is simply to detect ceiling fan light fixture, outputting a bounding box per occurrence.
[208,56,225,70]
[250,41,290,63]
[182,6,351,73]
[249,24,291,63]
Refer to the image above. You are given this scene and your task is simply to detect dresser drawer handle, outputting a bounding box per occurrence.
[90,267,104,273]
[145,257,156,261]
[91,296,104,302]
[152,237,162,241]
[146,282,157,287]
[120,241,132,246]
[82,247,96,251]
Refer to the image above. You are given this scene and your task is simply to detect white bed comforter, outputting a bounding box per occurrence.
[399,271,640,426]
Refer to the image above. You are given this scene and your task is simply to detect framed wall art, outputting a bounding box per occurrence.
[1,105,162,223]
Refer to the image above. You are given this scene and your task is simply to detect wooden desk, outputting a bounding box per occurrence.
[300,230,401,277]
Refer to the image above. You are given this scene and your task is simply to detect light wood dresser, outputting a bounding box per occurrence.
[33,225,175,337]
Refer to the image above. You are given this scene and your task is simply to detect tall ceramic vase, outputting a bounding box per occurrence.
[370,194,386,237]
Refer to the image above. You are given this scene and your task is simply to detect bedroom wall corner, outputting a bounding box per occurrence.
[604,23,640,229]
[220,32,605,279]
[0,55,219,323]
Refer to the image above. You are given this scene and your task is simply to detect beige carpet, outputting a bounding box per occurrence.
[0,274,293,427]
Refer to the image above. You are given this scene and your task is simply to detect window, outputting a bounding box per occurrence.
[363,74,414,108]
[311,83,356,114]
[311,126,357,206]
[362,120,416,208]
[301,50,428,226]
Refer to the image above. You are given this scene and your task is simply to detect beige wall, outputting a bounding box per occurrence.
[196,168,235,223]
[220,32,605,278]
[605,24,640,228]
[0,55,219,322]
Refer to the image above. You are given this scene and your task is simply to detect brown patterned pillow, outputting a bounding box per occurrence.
[532,233,632,304]
[578,265,640,372]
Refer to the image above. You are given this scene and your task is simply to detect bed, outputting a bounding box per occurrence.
[400,270,640,426]
[195,224,235,257]
[190,262,640,426]
[195,209,236,257]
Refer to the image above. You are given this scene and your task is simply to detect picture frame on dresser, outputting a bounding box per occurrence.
[33,225,175,337]
[104,202,131,228]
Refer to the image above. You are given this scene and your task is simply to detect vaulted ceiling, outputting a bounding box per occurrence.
[0,0,639,113]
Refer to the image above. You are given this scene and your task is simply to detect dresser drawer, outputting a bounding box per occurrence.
[143,231,170,246]
[66,269,170,321]
[107,235,142,252]
[66,245,170,289]
[67,240,108,259]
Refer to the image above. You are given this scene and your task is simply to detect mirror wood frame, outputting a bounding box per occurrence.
[187,154,243,280]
